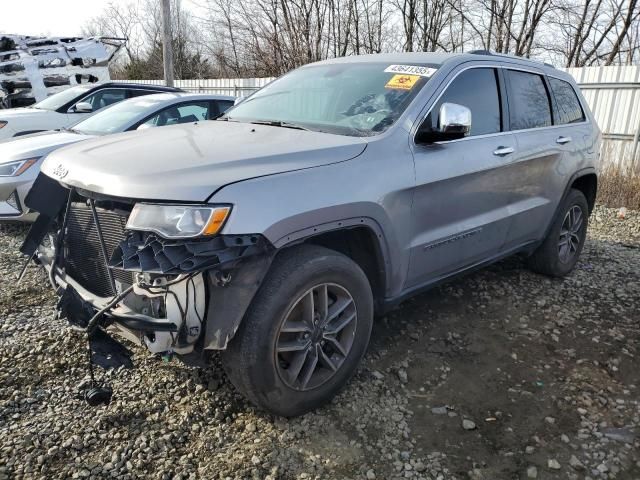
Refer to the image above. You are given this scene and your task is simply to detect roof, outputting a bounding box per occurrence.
[308,51,561,76]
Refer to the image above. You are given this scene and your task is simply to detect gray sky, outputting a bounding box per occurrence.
[1,0,132,37]
[0,0,198,38]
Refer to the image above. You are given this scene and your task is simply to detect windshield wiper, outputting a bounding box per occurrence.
[249,120,310,131]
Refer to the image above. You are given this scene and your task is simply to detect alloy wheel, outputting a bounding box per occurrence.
[275,283,357,391]
[558,205,583,263]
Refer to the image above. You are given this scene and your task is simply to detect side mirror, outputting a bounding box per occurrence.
[73,102,93,113]
[136,123,153,131]
[416,102,471,143]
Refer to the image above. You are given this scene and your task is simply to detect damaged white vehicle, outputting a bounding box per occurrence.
[0,34,123,108]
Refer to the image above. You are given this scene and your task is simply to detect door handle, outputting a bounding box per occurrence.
[556,136,572,145]
[493,146,515,156]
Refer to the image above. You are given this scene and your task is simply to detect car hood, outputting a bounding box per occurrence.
[42,121,369,202]
[0,131,92,163]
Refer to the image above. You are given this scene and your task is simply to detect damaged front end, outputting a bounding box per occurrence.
[21,173,274,404]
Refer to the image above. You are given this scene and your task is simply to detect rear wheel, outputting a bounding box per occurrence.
[527,188,589,277]
[221,245,373,417]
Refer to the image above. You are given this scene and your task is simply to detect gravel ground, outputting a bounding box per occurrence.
[1,204,638,480]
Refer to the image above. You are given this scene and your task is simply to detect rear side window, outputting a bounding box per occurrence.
[432,68,501,136]
[129,89,158,98]
[549,77,585,124]
[506,70,552,130]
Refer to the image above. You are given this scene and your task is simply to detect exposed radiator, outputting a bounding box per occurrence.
[64,202,133,298]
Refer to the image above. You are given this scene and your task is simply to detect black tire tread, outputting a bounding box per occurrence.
[221,244,373,416]
[527,188,589,277]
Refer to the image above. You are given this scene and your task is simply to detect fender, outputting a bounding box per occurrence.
[203,251,275,349]
[202,216,393,350]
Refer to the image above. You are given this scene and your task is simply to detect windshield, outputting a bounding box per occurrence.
[224,62,438,136]
[33,86,91,111]
[72,97,166,135]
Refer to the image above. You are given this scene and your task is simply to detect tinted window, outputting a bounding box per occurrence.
[76,88,127,112]
[217,100,234,114]
[506,70,552,130]
[432,68,501,136]
[549,77,585,124]
[143,101,210,127]
[34,85,91,111]
[129,89,159,98]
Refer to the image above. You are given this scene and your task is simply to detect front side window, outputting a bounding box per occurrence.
[73,97,167,135]
[75,88,127,112]
[224,62,438,136]
[33,85,91,111]
[430,68,501,136]
[143,101,210,127]
[549,77,585,124]
[506,70,552,130]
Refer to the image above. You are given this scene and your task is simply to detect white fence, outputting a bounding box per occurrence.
[565,66,640,172]
[114,77,274,97]
[118,65,640,172]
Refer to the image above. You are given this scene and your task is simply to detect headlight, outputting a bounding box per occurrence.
[0,158,39,177]
[126,204,231,238]
[0,121,7,129]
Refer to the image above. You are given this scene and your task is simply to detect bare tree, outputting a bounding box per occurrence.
[86,0,640,80]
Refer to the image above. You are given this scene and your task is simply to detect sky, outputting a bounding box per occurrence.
[0,0,198,38]
[1,0,132,37]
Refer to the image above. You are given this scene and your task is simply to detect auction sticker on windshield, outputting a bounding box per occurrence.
[385,74,420,90]
[384,65,437,77]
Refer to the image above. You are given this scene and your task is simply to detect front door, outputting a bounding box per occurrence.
[406,66,517,289]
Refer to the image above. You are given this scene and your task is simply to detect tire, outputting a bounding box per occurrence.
[221,244,374,417]
[527,188,589,277]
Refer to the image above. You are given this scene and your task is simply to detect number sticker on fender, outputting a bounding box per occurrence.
[384,65,437,77]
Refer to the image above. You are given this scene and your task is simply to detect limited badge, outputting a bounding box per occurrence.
[385,74,420,90]
[384,65,437,77]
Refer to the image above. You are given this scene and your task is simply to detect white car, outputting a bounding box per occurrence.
[0,92,235,220]
[0,82,182,141]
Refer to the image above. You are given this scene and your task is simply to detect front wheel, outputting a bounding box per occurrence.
[221,245,374,416]
[527,188,589,277]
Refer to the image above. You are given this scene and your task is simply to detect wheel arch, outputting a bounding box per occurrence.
[570,172,597,213]
[274,220,390,313]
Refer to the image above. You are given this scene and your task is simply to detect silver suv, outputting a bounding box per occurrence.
[22,52,600,416]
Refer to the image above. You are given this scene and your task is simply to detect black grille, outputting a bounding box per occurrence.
[64,203,134,297]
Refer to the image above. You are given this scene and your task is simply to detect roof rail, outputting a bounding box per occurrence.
[468,49,556,69]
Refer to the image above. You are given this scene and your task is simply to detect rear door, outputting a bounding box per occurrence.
[502,69,579,249]
[406,66,517,288]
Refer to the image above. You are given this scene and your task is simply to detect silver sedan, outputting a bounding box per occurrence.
[0,92,234,221]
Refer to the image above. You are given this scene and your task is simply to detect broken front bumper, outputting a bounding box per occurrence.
[22,173,275,361]
[37,247,179,348]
